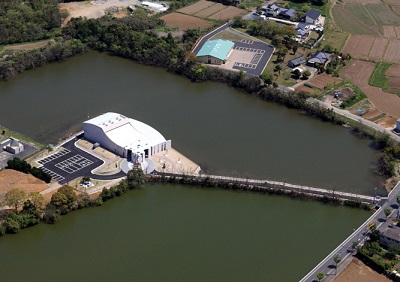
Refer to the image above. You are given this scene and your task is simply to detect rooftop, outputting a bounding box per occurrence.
[197,39,235,61]
[303,9,321,20]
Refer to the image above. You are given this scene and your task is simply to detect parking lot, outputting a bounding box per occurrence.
[37,138,104,184]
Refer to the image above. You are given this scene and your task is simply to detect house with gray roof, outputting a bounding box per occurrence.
[301,9,321,24]
[307,51,331,66]
[288,56,306,68]
[380,226,400,248]
[280,8,297,21]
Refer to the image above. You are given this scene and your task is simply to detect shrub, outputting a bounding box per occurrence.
[4,218,21,234]
[43,208,61,224]
[0,224,5,236]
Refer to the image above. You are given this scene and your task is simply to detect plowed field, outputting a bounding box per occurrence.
[160,13,213,30]
[307,73,342,89]
[384,40,400,63]
[386,64,400,77]
[342,0,381,3]
[341,60,400,118]
[342,35,375,58]
[383,26,397,38]
[177,0,214,14]
[209,6,247,21]
[194,3,225,18]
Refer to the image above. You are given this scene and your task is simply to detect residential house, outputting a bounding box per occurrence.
[307,51,331,66]
[295,22,310,39]
[380,227,400,248]
[301,9,321,24]
[288,56,306,68]
[280,8,297,21]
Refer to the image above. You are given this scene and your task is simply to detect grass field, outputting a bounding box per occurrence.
[344,4,377,27]
[369,62,391,90]
[331,4,378,35]
[364,4,400,26]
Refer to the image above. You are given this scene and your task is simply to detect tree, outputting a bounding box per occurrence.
[4,189,27,211]
[50,192,69,213]
[352,241,358,250]
[302,70,311,79]
[293,69,301,79]
[333,255,341,274]
[260,72,274,86]
[29,192,45,211]
[127,169,146,189]
[316,272,324,281]
[385,208,391,219]
[274,64,282,76]
[57,185,77,207]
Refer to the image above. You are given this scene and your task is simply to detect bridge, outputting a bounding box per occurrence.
[151,173,376,204]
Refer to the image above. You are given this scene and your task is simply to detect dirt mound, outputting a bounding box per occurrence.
[0,169,48,202]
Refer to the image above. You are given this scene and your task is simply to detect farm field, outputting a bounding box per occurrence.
[344,4,376,27]
[382,26,398,38]
[177,0,214,14]
[209,6,247,21]
[363,4,400,26]
[194,3,225,18]
[160,13,214,30]
[342,0,381,3]
[306,73,342,90]
[341,60,400,118]
[384,40,400,63]
[341,35,375,59]
[177,0,246,22]
[331,4,378,35]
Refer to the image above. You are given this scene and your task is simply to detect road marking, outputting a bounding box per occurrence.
[55,154,93,174]
[37,148,71,165]
[40,167,65,182]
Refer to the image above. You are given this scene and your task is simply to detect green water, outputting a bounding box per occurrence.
[0,184,369,281]
[0,52,382,194]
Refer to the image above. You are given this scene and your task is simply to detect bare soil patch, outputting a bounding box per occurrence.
[209,6,247,21]
[388,76,400,87]
[295,84,315,94]
[376,116,397,128]
[0,170,48,203]
[361,109,381,119]
[341,60,400,118]
[59,0,140,26]
[160,13,213,30]
[393,5,400,15]
[383,25,397,38]
[384,39,400,63]
[386,64,400,77]
[342,35,375,59]
[3,39,54,51]
[177,0,214,15]
[393,26,400,38]
[194,3,225,18]
[368,37,387,60]
[306,73,342,90]
[342,0,381,3]
[333,258,390,282]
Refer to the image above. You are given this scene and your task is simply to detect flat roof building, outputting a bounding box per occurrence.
[83,112,171,170]
[197,39,234,65]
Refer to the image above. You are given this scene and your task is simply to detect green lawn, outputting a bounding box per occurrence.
[243,0,264,9]
[369,62,392,91]
[331,4,378,35]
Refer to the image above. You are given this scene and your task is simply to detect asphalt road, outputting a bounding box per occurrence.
[300,182,400,282]
[307,98,400,143]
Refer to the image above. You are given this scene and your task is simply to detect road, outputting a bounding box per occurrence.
[307,98,400,143]
[192,22,231,55]
[300,181,400,282]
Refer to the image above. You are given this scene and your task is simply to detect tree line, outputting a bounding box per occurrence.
[0,0,62,44]
[7,158,52,183]
[0,169,146,236]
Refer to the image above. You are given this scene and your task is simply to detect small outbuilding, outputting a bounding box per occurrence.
[307,51,331,66]
[196,39,235,65]
[396,118,400,131]
[301,9,321,24]
[288,56,306,68]
[4,138,24,154]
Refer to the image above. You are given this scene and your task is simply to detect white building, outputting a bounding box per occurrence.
[83,112,171,169]
[4,138,24,154]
